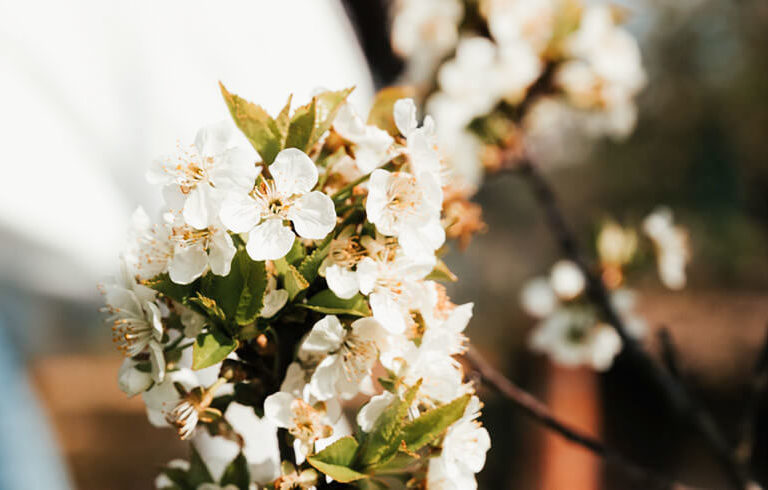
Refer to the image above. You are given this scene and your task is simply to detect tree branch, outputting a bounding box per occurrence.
[511,158,750,489]
[735,323,768,472]
[464,346,694,490]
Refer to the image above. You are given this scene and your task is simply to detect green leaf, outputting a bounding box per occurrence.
[189,293,227,322]
[274,95,293,146]
[220,82,283,164]
[312,87,354,145]
[285,97,316,152]
[357,382,421,468]
[234,257,267,326]
[297,236,332,284]
[274,257,309,300]
[284,238,307,266]
[188,445,214,486]
[400,394,470,452]
[193,328,237,370]
[307,436,368,483]
[365,450,420,475]
[425,259,458,283]
[144,273,197,304]
[367,86,416,136]
[301,290,371,317]
[219,453,250,490]
[201,250,267,325]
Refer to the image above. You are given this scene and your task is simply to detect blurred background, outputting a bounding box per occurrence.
[1,0,767,488]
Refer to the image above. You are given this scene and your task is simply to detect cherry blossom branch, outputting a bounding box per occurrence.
[464,346,694,490]
[508,158,750,489]
[735,324,768,471]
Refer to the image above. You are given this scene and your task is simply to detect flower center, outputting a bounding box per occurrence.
[289,399,332,443]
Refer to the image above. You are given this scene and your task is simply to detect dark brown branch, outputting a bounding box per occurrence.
[658,327,682,379]
[511,158,750,489]
[464,346,695,490]
[735,324,768,471]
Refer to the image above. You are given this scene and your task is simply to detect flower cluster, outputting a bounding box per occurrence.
[519,210,690,370]
[102,85,489,489]
[390,0,647,187]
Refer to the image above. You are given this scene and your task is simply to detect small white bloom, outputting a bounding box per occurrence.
[103,259,166,382]
[484,0,556,54]
[643,207,690,290]
[165,215,237,285]
[142,368,200,427]
[427,395,490,490]
[365,169,444,259]
[124,207,174,281]
[298,315,388,400]
[318,226,366,299]
[220,148,335,261]
[529,307,622,371]
[519,277,558,318]
[147,121,259,230]
[391,0,464,83]
[333,103,394,173]
[263,392,340,463]
[356,242,434,334]
[550,260,586,300]
[394,98,443,182]
[437,37,502,120]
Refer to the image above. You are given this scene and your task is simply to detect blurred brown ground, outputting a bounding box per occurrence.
[31,290,768,490]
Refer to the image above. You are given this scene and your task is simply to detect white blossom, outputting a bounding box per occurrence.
[220,148,335,261]
[298,315,387,401]
[263,392,341,464]
[117,358,153,397]
[356,240,434,334]
[147,122,259,230]
[426,396,490,490]
[333,104,394,173]
[643,207,690,290]
[103,259,166,382]
[365,169,444,260]
[318,226,365,299]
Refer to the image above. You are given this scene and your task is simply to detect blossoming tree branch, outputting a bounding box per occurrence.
[383,0,761,487]
[102,85,490,490]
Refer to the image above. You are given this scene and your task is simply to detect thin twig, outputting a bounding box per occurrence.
[510,158,750,489]
[658,327,682,379]
[735,323,768,470]
[464,346,695,490]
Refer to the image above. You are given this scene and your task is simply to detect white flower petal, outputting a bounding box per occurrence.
[325,264,359,299]
[261,289,289,318]
[168,243,208,284]
[147,340,166,383]
[288,191,336,239]
[310,355,343,401]
[357,392,395,432]
[370,292,406,334]
[270,148,318,196]
[263,392,295,429]
[394,98,418,137]
[220,193,264,234]
[183,185,217,230]
[300,315,345,357]
[245,219,296,261]
[208,231,236,276]
[117,358,153,397]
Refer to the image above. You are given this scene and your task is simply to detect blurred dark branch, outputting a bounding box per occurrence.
[464,346,695,490]
[506,158,751,489]
[658,327,682,379]
[735,324,768,472]
[339,0,403,88]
